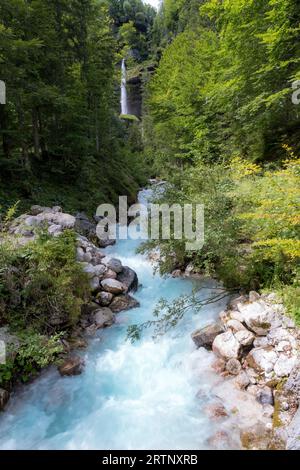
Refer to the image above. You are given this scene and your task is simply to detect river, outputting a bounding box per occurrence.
[0,188,229,450]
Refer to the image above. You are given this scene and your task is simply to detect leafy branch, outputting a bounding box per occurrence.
[127,287,237,342]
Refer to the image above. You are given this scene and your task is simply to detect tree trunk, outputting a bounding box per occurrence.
[32,107,40,158]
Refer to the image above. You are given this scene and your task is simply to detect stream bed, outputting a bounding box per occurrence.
[0,189,230,450]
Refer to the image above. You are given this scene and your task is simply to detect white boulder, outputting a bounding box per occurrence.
[212,331,241,360]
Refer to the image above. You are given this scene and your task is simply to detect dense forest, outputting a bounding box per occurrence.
[0,0,300,404]
[143,0,300,320]
[0,0,155,214]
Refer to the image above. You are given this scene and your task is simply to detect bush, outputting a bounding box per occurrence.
[0,230,90,333]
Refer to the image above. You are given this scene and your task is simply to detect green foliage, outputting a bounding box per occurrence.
[0,230,90,332]
[0,0,149,214]
[0,332,63,386]
[143,0,300,321]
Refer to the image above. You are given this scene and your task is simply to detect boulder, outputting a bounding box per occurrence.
[248,291,261,302]
[256,386,274,406]
[74,212,96,240]
[58,355,84,376]
[0,327,20,361]
[228,295,247,311]
[76,247,92,263]
[274,354,297,378]
[235,371,250,390]
[109,294,140,313]
[101,279,126,294]
[226,358,241,375]
[286,407,300,450]
[191,323,224,350]
[211,358,226,374]
[262,404,274,419]
[81,302,101,316]
[0,388,10,411]
[92,308,115,329]
[253,336,269,348]
[30,205,51,215]
[106,258,123,274]
[96,231,116,248]
[117,266,138,293]
[212,331,241,360]
[246,347,278,374]
[226,319,247,333]
[239,301,274,336]
[205,402,228,420]
[95,291,114,307]
[48,224,62,236]
[89,277,100,291]
[284,363,300,396]
[35,211,75,229]
[102,269,117,280]
[235,329,255,347]
[81,263,106,279]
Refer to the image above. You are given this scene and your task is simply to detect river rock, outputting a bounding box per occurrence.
[95,291,114,307]
[229,295,247,311]
[256,386,274,406]
[253,336,269,348]
[102,269,117,280]
[33,211,76,229]
[96,231,115,248]
[117,266,138,293]
[205,402,228,420]
[284,363,300,396]
[106,258,123,274]
[226,319,247,332]
[58,355,84,376]
[76,247,91,263]
[89,277,100,291]
[246,347,278,374]
[82,263,106,279]
[109,294,140,313]
[248,291,261,302]
[0,327,20,360]
[211,358,226,374]
[101,279,126,294]
[286,407,300,450]
[191,323,224,350]
[0,389,10,411]
[239,301,275,336]
[235,371,250,390]
[274,354,297,378]
[235,329,255,347]
[226,358,241,375]
[212,331,241,360]
[92,308,115,328]
[74,212,96,240]
[48,224,62,236]
[30,205,51,215]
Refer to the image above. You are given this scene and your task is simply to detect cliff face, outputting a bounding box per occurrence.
[126,75,142,118]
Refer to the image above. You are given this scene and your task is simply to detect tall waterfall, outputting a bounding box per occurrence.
[120,59,128,115]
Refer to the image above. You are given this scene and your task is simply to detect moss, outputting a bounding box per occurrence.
[120,114,140,122]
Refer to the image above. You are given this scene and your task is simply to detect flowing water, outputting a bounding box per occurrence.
[0,188,230,450]
[120,59,128,115]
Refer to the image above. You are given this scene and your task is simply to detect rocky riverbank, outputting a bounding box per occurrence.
[0,205,140,410]
[192,291,300,449]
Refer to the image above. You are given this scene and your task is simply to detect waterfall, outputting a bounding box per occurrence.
[120,59,128,115]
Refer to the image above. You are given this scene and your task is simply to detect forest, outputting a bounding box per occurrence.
[0,0,300,452]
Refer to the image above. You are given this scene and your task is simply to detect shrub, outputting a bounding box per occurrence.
[0,230,90,333]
